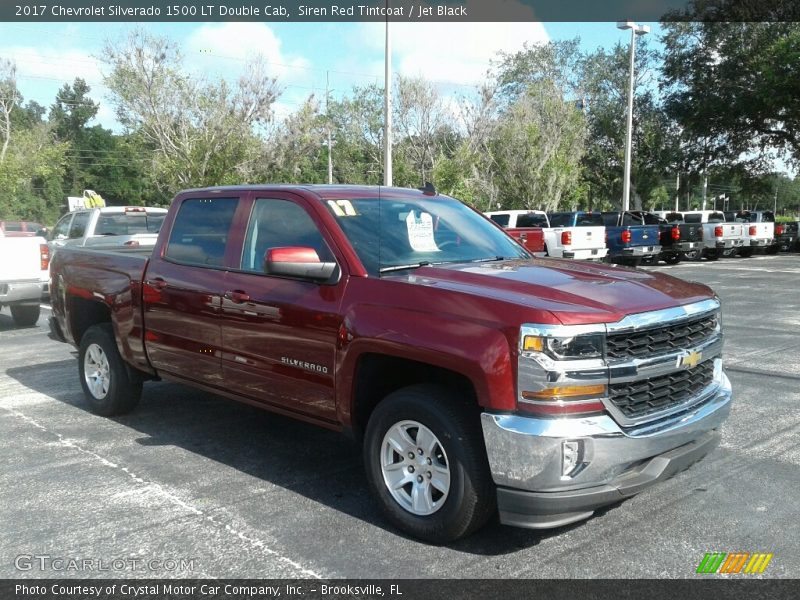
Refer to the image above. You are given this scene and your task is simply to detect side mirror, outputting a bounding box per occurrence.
[264,247,338,282]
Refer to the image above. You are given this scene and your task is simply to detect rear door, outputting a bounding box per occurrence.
[142,195,242,387]
[219,193,346,421]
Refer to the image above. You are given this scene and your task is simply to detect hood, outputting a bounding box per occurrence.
[392,258,714,325]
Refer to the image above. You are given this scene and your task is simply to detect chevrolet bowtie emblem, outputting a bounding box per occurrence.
[643,234,649,239]
[680,350,702,369]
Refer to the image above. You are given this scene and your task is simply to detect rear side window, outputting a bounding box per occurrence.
[165,198,238,267]
[762,211,775,222]
[69,212,91,239]
[517,213,548,227]
[489,214,510,227]
[708,212,725,223]
[683,214,702,223]
[665,212,684,222]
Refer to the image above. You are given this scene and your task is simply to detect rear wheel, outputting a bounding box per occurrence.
[739,247,754,258]
[682,249,701,261]
[663,254,681,265]
[363,385,495,543]
[721,248,737,258]
[10,304,40,327]
[766,245,779,255]
[704,249,721,261]
[78,323,142,416]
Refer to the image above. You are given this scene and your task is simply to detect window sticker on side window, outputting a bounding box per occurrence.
[406,211,439,252]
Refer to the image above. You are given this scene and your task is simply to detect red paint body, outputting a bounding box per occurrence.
[49,185,715,433]
[504,227,546,254]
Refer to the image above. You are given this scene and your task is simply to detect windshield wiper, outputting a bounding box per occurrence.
[379,261,432,273]
[469,256,507,263]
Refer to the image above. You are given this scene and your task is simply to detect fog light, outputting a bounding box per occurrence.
[562,440,582,478]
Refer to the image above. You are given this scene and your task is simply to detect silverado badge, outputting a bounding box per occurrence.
[679,350,702,369]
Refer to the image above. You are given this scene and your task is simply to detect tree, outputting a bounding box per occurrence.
[259,95,328,183]
[0,58,19,164]
[661,22,800,168]
[490,81,587,211]
[49,78,100,193]
[102,28,280,193]
[394,76,453,186]
[580,40,678,210]
[327,84,385,185]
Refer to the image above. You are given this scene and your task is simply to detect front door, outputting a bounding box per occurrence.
[219,194,346,421]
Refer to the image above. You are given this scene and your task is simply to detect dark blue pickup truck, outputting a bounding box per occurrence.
[601,212,662,266]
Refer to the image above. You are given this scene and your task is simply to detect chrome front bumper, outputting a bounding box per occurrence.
[0,279,43,305]
[481,372,731,529]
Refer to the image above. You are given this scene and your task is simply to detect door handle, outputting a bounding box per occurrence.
[224,290,251,303]
[146,277,167,290]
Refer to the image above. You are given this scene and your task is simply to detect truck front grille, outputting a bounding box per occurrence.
[606,314,718,360]
[608,359,715,420]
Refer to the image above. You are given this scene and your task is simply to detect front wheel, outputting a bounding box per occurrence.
[682,249,701,261]
[739,247,754,258]
[78,323,142,416]
[10,304,40,327]
[363,385,495,543]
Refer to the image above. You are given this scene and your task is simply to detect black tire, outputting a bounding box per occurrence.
[10,304,40,327]
[779,243,790,252]
[682,249,701,261]
[738,247,754,258]
[704,249,720,261]
[663,253,681,265]
[721,248,737,258]
[78,323,142,416]
[640,256,658,266]
[363,384,495,544]
[766,245,779,255]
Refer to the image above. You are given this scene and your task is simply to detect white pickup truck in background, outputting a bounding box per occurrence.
[544,211,608,260]
[734,210,776,256]
[49,206,167,253]
[679,210,745,260]
[0,228,49,326]
[486,209,607,260]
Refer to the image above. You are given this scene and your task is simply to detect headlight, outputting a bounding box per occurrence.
[523,333,605,360]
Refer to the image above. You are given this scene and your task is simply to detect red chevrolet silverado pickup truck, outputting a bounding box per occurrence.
[49,185,732,543]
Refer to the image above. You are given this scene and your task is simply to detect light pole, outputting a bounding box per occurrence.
[383,3,393,187]
[617,21,649,212]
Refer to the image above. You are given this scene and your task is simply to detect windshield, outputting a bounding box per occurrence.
[325,196,529,276]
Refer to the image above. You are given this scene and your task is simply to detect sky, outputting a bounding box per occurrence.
[0,20,663,130]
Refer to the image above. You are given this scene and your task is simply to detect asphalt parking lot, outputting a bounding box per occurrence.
[1,253,798,579]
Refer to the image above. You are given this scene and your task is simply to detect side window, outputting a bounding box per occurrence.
[52,214,72,239]
[241,198,333,273]
[165,198,238,267]
[68,212,90,239]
